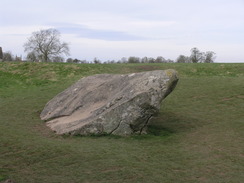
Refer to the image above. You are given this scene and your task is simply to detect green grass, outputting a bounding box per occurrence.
[0,62,243,183]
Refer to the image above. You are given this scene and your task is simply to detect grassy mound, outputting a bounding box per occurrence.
[0,62,243,182]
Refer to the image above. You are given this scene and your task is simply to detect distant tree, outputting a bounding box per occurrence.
[66,58,74,63]
[93,57,101,64]
[24,28,70,62]
[141,56,148,63]
[0,47,3,61]
[2,51,14,61]
[166,59,174,63]
[176,55,190,63]
[204,51,216,63]
[15,55,22,62]
[74,59,81,63]
[121,57,128,63]
[52,56,64,63]
[80,59,87,64]
[128,56,140,63]
[190,47,204,63]
[176,48,216,63]
[155,56,166,63]
[26,51,38,62]
[148,57,155,63]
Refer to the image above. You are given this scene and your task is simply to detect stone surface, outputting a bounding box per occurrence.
[40,69,178,136]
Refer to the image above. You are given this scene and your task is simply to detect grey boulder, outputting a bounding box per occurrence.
[40,69,178,136]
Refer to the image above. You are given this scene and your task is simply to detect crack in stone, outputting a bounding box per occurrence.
[140,115,153,134]
[109,120,123,134]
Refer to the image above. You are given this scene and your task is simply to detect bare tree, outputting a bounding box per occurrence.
[190,47,204,63]
[15,55,22,62]
[24,29,70,62]
[121,57,128,63]
[0,47,3,61]
[66,58,74,63]
[204,51,216,63]
[141,56,148,63]
[3,51,14,61]
[155,56,166,63]
[128,56,140,63]
[52,56,65,63]
[176,55,190,63]
[93,57,101,64]
[148,57,155,63]
[26,51,38,62]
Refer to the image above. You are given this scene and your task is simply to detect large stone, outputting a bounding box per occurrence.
[40,69,178,136]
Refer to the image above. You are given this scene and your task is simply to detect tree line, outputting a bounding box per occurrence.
[0,47,22,62]
[66,56,175,64]
[0,28,216,63]
[176,47,216,63]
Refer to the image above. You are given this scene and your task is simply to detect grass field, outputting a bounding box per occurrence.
[0,62,243,183]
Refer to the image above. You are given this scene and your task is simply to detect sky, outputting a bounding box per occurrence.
[1,0,244,62]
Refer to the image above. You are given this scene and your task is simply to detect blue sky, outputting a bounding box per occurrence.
[1,0,244,62]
